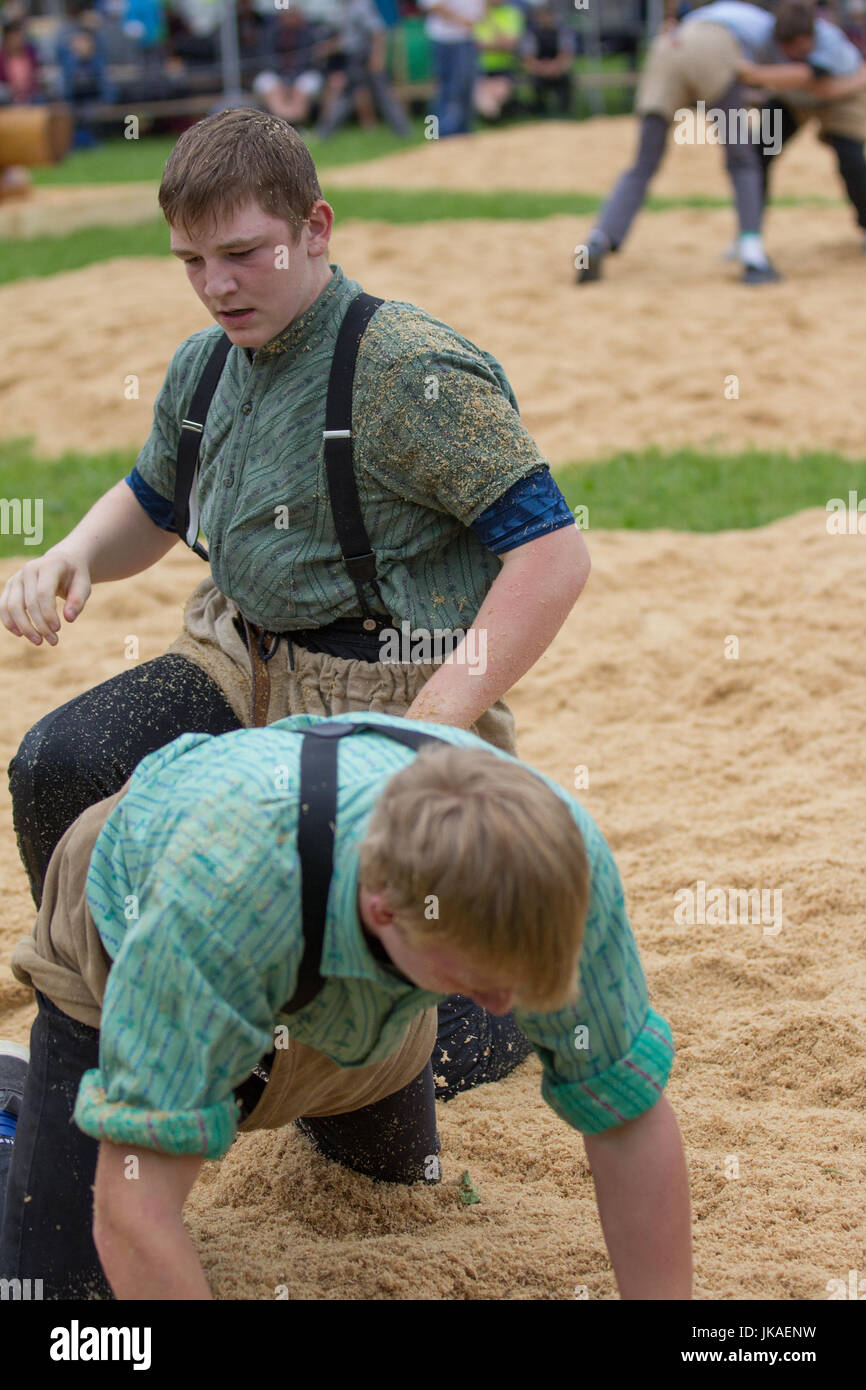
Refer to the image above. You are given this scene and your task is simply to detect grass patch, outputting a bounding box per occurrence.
[2,438,865,559]
[321,186,603,219]
[0,440,137,558]
[0,219,169,284]
[555,447,866,532]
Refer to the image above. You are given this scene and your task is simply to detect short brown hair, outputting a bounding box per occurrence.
[158,106,322,238]
[775,1,816,44]
[358,745,590,1012]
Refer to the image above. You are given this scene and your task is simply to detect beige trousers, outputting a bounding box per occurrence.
[637,23,743,120]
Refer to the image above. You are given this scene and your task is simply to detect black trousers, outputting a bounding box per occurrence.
[9,653,242,909]
[760,100,866,231]
[0,992,530,1299]
[529,73,572,117]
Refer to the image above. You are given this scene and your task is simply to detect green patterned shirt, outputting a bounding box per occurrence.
[131,265,550,631]
[74,712,675,1158]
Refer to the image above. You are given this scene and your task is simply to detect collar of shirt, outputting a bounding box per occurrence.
[251,262,360,364]
[322,837,424,994]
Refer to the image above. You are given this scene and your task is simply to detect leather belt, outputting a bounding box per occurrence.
[236,615,392,727]
[239,616,281,728]
[236,613,468,728]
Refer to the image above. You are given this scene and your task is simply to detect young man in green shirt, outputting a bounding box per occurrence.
[0,712,690,1300]
[1,105,589,891]
[0,108,589,1109]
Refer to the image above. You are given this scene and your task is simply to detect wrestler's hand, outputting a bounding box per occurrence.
[0,478,178,645]
[0,544,91,646]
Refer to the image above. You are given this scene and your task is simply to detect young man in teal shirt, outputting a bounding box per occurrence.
[0,713,690,1300]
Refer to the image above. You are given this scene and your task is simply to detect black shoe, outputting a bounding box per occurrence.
[577,238,607,284]
[742,259,782,285]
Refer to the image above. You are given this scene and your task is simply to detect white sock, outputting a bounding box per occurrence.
[738,233,770,269]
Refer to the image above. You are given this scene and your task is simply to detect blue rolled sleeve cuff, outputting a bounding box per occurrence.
[470,467,575,555]
[125,466,176,532]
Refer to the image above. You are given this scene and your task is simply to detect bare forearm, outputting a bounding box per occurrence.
[94,1143,208,1299]
[404,527,589,727]
[809,66,866,101]
[59,480,178,582]
[583,1096,692,1300]
[96,1217,212,1300]
[738,60,813,92]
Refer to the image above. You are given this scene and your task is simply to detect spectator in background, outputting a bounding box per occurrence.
[418,0,483,136]
[115,0,176,101]
[56,4,118,145]
[121,0,166,49]
[253,7,328,129]
[473,0,525,121]
[316,0,412,136]
[371,0,400,24]
[236,0,269,69]
[519,2,575,117]
[0,18,42,103]
[164,3,218,68]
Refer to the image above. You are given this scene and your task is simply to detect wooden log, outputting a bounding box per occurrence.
[0,103,73,169]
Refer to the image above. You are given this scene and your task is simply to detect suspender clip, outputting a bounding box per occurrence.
[344,550,377,583]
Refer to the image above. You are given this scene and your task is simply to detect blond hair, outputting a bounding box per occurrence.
[359,745,590,1012]
[158,107,322,238]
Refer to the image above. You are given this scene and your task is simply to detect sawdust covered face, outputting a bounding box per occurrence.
[169,197,333,350]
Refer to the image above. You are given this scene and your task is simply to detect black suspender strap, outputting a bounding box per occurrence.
[173,332,232,561]
[284,720,446,1014]
[234,719,450,1120]
[322,292,387,627]
[174,292,388,618]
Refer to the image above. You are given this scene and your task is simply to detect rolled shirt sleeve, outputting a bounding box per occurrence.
[469,467,576,554]
[125,465,176,531]
[514,811,675,1135]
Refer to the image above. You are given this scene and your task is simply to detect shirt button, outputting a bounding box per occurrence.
[224,471,234,487]
[241,401,253,414]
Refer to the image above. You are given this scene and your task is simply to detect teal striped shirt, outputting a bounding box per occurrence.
[75,713,674,1156]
